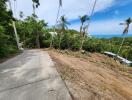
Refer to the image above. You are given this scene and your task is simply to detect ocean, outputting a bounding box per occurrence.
[92,34,132,39]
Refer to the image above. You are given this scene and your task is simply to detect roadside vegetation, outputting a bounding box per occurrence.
[0,0,132,62]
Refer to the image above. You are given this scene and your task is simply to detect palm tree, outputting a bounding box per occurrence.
[79,0,97,51]
[117,17,132,56]
[79,15,89,50]
[32,0,40,16]
[50,0,63,48]
[8,0,20,50]
[79,15,89,35]
[58,15,70,49]
[57,0,62,22]
[32,0,40,48]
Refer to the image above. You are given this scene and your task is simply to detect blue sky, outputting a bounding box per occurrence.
[9,0,132,35]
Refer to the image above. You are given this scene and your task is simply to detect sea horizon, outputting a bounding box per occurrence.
[92,34,132,39]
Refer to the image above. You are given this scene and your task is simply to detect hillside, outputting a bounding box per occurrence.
[49,50,132,100]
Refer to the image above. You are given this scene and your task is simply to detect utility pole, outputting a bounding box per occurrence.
[8,0,20,50]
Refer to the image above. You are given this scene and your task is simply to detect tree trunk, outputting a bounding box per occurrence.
[80,35,85,50]
[80,24,83,35]
[51,5,61,48]
[33,2,35,16]
[12,21,20,50]
[117,34,126,56]
[23,32,26,48]
[50,35,53,48]
[59,32,62,49]
[109,40,111,51]
[36,34,40,48]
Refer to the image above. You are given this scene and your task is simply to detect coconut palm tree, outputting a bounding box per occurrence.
[117,17,132,56]
[79,15,89,35]
[32,0,40,16]
[8,0,20,50]
[32,0,40,48]
[58,15,70,49]
[50,0,63,48]
[79,15,89,50]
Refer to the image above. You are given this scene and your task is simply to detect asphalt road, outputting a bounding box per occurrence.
[0,50,72,100]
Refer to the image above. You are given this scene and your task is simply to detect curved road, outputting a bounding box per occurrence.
[0,50,72,100]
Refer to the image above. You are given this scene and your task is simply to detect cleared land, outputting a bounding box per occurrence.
[49,50,132,100]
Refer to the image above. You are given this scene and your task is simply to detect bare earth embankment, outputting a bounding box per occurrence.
[48,50,132,100]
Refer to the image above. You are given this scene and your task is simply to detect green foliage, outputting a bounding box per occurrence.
[16,16,47,48]
[41,32,51,48]
[0,0,131,62]
[0,0,18,58]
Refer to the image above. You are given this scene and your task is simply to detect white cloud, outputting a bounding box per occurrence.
[10,0,115,25]
[8,0,132,35]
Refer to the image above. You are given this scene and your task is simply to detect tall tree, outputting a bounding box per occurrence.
[79,15,89,35]
[117,17,132,56]
[50,0,63,48]
[22,16,47,48]
[0,0,18,57]
[79,15,89,50]
[32,0,40,48]
[58,15,70,49]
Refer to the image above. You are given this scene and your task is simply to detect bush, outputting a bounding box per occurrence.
[0,45,18,58]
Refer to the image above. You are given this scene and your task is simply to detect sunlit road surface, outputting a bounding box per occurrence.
[0,50,72,100]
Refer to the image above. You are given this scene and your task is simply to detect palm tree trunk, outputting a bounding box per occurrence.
[36,27,40,48]
[23,32,26,48]
[59,32,62,49]
[117,34,126,56]
[12,21,20,50]
[80,23,83,35]
[33,2,35,16]
[8,0,20,50]
[80,34,86,50]
[36,34,40,48]
[50,35,53,48]
[80,25,82,34]
[50,5,61,48]
[109,40,111,51]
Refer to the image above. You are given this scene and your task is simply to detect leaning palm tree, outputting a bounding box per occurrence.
[8,0,20,50]
[32,0,40,48]
[79,15,89,35]
[58,15,70,49]
[117,17,132,56]
[57,0,62,20]
[50,0,63,48]
[79,15,89,50]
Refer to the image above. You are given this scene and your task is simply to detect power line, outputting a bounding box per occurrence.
[87,0,97,30]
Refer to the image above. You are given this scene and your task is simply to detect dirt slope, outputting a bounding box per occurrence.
[48,50,132,100]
